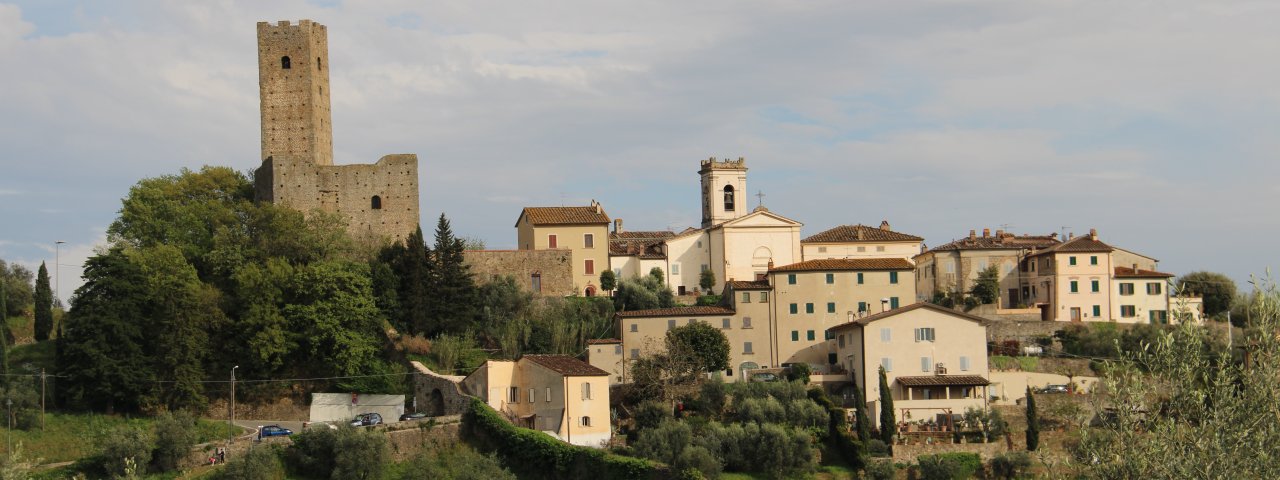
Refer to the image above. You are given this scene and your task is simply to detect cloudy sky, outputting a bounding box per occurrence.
[1,0,1277,303]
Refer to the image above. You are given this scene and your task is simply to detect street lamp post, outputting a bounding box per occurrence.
[228,366,239,446]
[54,241,65,308]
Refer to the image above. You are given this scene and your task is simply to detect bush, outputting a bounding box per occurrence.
[866,439,890,457]
[151,411,199,472]
[285,425,388,480]
[212,445,286,480]
[784,363,811,384]
[92,426,155,479]
[399,443,516,480]
[917,452,982,480]
[865,459,898,480]
[990,356,1015,371]
[673,445,721,479]
[700,380,727,419]
[398,334,432,355]
[634,400,670,431]
[695,295,721,307]
[990,451,1032,480]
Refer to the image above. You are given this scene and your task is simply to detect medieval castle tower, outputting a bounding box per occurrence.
[253,20,420,244]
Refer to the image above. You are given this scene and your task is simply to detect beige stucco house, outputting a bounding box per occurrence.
[586,339,625,385]
[463,355,612,447]
[1021,230,1115,322]
[827,303,990,429]
[768,258,916,369]
[516,202,611,296]
[915,229,1060,308]
[613,305,767,382]
[802,222,923,262]
[1112,266,1173,324]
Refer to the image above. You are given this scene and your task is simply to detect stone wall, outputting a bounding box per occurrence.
[411,361,473,417]
[892,440,1007,462]
[255,153,420,244]
[386,420,462,461]
[257,20,333,166]
[464,249,575,296]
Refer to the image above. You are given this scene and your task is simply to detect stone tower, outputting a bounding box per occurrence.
[699,157,748,228]
[257,20,333,166]
[254,20,420,245]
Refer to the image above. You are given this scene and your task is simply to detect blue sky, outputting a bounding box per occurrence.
[1,0,1278,303]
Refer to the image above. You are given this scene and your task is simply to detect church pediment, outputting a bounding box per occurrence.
[715,210,802,229]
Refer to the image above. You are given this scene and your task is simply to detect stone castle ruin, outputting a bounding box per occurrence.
[253,20,420,243]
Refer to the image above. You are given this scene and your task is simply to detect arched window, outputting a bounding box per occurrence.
[371,195,382,209]
[281,56,291,69]
[723,185,735,211]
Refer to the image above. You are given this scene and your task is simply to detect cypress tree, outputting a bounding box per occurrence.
[878,366,896,448]
[34,262,53,341]
[853,381,871,444]
[1026,386,1040,451]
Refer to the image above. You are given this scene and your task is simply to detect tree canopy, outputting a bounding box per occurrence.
[0,259,33,318]
[1176,271,1236,317]
[969,265,1000,305]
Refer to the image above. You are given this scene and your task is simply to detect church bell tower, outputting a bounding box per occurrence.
[699,157,748,228]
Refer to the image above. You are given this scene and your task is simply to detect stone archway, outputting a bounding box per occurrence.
[428,388,446,416]
[740,361,760,382]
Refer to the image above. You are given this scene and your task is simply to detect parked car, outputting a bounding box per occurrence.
[399,412,428,422]
[259,425,293,438]
[1039,384,1070,394]
[351,413,383,427]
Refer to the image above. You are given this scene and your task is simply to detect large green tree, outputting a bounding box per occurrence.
[1176,271,1237,318]
[969,265,1000,305]
[33,262,52,341]
[666,321,730,375]
[613,272,675,312]
[0,259,34,318]
[878,366,895,449]
[425,214,480,336]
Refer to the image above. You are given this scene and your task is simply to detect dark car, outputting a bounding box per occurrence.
[399,412,428,422]
[351,413,383,427]
[1039,384,1070,394]
[259,425,293,438]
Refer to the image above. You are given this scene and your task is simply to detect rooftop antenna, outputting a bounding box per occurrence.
[559,191,567,207]
[999,223,1013,232]
[1059,226,1071,241]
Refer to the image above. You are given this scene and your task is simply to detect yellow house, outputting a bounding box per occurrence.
[827,302,990,429]
[612,306,769,382]
[586,339,625,385]
[516,202,611,296]
[769,258,916,370]
[1112,266,1173,324]
[1021,230,1115,322]
[462,355,612,447]
[801,221,923,262]
[915,229,1059,308]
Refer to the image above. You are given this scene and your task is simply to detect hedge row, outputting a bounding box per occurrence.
[461,398,667,480]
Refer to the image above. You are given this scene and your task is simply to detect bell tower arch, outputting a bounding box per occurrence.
[699,157,748,228]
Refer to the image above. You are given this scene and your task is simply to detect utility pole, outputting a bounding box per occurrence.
[40,369,45,430]
[228,365,239,446]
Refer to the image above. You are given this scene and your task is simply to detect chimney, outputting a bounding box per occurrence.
[857,229,865,241]
[983,228,990,237]
[1068,232,1075,240]
[996,229,1004,237]
[614,218,623,233]
[880,220,891,231]
[1090,228,1098,240]
[1132,263,1138,273]
[594,201,601,214]
[969,229,976,240]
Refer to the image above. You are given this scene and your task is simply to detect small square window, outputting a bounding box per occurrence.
[1069,256,1077,266]
[742,317,753,328]
[791,330,799,341]
[742,292,751,303]
[667,319,676,330]
[790,303,798,314]
[825,273,835,284]
[1090,256,1098,265]
[805,303,814,314]
[788,274,797,285]
[760,292,769,303]
[630,323,638,332]
[876,246,885,252]
[889,271,899,284]
[744,341,754,354]
[857,273,864,284]
[722,318,731,329]
[807,330,815,341]
[827,302,836,313]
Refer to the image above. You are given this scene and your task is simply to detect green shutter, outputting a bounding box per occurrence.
[857,273,864,284]
[826,273,834,284]
[807,330,815,341]
[1069,256,1077,266]
[791,330,799,341]
[890,271,898,284]
[788,274,796,285]
[789,303,798,314]
[806,303,814,314]
[1070,281,1078,293]
[1093,305,1101,317]
[890,297,900,308]
[858,301,867,312]
[827,302,836,313]
[1091,280,1099,292]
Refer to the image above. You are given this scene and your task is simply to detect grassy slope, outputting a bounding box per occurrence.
[1,413,234,464]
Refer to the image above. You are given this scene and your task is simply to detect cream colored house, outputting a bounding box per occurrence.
[516,202,611,296]
[607,226,674,288]
[827,303,990,429]
[1021,230,1115,322]
[1171,295,1205,324]
[769,258,916,370]
[915,229,1059,308]
[1112,266,1173,324]
[612,306,768,382]
[586,339,625,385]
[802,222,923,262]
[462,355,611,447]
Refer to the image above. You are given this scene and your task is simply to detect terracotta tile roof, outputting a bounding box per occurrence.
[769,258,913,273]
[926,233,1059,253]
[1114,267,1174,278]
[827,302,988,331]
[609,231,674,258]
[518,206,610,226]
[1029,235,1113,256]
[521,354,610,377]
[586,338,622,345]
[725,280,771,290]
[616,306,736,318]
[803,224,922,243]
[896,375,990,387]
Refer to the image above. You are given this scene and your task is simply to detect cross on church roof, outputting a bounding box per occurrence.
[755,190,766,209]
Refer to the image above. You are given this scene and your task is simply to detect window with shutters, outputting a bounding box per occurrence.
[1092,305,1101,317]
[827,302,836,313]
[791,330,799,341]
[914,327,935,342]
[857,272,864,284]
[890,271,899,284]
[807,330,815,341]
[1147,282,1162,295]
[582,382,592,400]
[744,342,753,354]
[1119,283,1135,295]
[788,274,797,285]
[880,328,891,343]
[881,358,893,372]
[760,292,769,303]
[742,317,753,328]
[921,356,932,372]
[548,234,557,248]
[805,303,814,314]
[508,387,519,403]
[584,233,594,248]
[826,273,835,284]
[1120,305,1136,317]
[722,318,731,329]
[790,303,798,314]
[546,387,552,402]
[960,356,970,371]
[742,292,751,303]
